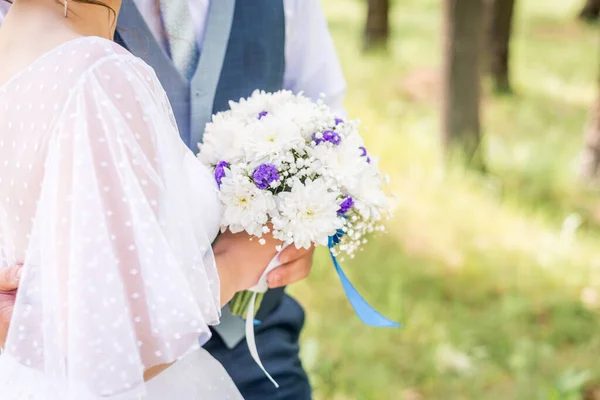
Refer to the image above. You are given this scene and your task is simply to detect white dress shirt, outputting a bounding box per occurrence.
[133,0,347,114]
[0,1,346,114]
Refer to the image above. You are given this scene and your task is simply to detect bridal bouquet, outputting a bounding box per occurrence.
[198,90,398,386]
[199,90,393,317]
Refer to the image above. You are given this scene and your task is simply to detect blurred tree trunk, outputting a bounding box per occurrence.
[486,0,516,93]
[578,0,600,21]
[579,94,600,181]
[442,0,486,170]
[364,0,390,50]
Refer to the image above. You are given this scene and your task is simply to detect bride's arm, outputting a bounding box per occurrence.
[2,54,264,398]
[144,231,281,381]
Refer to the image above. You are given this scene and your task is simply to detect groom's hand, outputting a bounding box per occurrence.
[267,246,315,288]
[0,265,21,348]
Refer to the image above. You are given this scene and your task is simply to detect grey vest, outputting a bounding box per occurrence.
[115,0,285,348]
[115,0,285,148]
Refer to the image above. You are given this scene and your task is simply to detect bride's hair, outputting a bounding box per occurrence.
[2,0,115,14]
[2,1,165,37]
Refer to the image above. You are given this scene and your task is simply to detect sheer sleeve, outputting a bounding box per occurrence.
[0,55,228,399]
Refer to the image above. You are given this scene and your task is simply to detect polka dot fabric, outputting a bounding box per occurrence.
[0,37,242,399]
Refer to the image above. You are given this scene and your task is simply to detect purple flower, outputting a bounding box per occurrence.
[359,146,371,163]
[214,161,229,187]
[312,130,342,146]
[252,163,280,190]
[335,118,344,125]
[258,111,269,120]
[338,196,354,215]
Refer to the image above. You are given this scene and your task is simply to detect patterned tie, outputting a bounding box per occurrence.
[160,0,200,80]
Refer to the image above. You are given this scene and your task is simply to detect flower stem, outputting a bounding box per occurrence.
[229,292,244,316]
[229,291,265,320]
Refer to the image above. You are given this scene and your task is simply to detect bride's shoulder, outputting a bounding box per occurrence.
[48,37,169,131]
[62,36,160,92]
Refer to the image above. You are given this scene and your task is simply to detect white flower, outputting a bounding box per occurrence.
[241,117,305,161]
[197,89,392,258]
[229,90,290,120]
[349,163,390,212]
[310,132,366,189]
[219,170,276,237]
[272,178,343,249]
[198,115,246,165]
[272,97,330,139]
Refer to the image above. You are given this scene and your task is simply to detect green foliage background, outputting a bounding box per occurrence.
[290,0,600,398]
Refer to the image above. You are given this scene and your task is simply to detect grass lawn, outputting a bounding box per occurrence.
[290,0,600,398]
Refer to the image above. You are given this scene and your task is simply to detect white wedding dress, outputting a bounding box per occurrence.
[0,36,243,399]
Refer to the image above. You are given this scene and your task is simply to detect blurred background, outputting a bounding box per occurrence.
[290,0,600,398]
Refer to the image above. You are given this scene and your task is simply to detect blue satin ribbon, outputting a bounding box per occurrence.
[328,234,401,327]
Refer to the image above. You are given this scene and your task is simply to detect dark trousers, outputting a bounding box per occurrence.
[204,295,312,400]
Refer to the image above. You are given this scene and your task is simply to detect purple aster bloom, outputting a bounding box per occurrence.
[253,163,280,190]
[258,111,269,119]
[214,161,229,187]
[335,118,344,125]
[338,196,354,215]
[359,146,372,163]
[312,130,342,146]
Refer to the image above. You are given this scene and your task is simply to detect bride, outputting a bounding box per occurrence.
[0,0,282,398]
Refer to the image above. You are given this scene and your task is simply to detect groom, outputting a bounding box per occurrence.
[0,1,346,399]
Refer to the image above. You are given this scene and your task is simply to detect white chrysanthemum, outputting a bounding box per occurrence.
[349,163,390,211]
[219,170,276,237]
[198,114,246,165]
[310,133,366,189]
[272,178,343,249]
[272,97,332,139]
[229,90,295,121]
[241,116,306,161]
